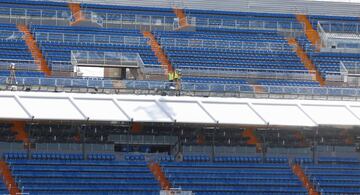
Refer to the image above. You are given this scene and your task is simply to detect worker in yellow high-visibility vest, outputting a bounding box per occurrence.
[174,71,179,81]
[168,71,174,82]
[174,69,182,93]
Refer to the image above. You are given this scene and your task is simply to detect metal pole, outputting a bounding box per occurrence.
[127,119,133,154]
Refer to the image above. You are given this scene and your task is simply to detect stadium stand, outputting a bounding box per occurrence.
[161,161,308,194]
[303,162,360,194]
[7,159,161,195]
[0,0,358,95]
[1,0,360,194]
[0,180,7,195]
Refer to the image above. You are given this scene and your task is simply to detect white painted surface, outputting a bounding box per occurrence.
[301,104,360,126]
[158,100,215,123]
[201,102,266,125]
[0,91,360,127]
[346,106,360,121]
[117,99,172,122]
[19,96,84,120]
[252,104,316,127]
[0,96,30,119]
[73,98,129,121]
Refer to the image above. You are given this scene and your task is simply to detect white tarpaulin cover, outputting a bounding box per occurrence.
[1,91,360,127]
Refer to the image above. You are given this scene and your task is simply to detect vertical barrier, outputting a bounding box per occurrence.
[253,85,265,93]
[17,24,51,76]
[148,162,171,190]
[68,2,85,25]
[287,37,325,86]
[173,8,188,29]
[143,31,173,76]
[131,122,142,134]
[242,128,259,145]
[11,121,29,145]
[296,14,321,49]
[242,128,262,152]
[0,161,20,195]
[292,164,319,195]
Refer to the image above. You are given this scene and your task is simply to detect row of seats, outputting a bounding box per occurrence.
[124,154,175,162]
[214,156,262,163]
[3,152,28,160]
[0,177,7,195]
[124,154,145,161]
[88,153,116,161]
[8,159,160,194]
[183,155,210,162]
[162,161,307,194]
[318,157,360,164]
[294,157,313,164]
[0,1,359,96]
[3,152,116,161]
[303,162,360,194]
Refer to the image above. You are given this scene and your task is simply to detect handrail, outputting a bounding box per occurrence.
[340,61,360,75]
[318,21,360,34]
[2,76,360,98]
[30,0,360,18]
[317,20,360,51]
[0,30,24,40]
[340,61,349,75]
[190,16,303,32]
[317,21,328,48]
[34,31,148,46]
[0,58,73,72]
[143,64,316,80]
[0,7,176,30]
[71,51,143,67]
[160,37,291,51]
[0,6,305,32]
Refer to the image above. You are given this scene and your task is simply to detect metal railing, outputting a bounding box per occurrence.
[0,6,306,32]
[18,0,360,18]
[0,59,38,71]
[159,37,291,51]
[180,66,315,80]
[0,76,112,88]
[317,21,360,52]
[34,31,148,46]
[318,21,360,34]
[0,30,24,40]
[339,61,360,86]
[71,51,144,68]
[82,10,176,30]
[143,64,316,81]
[0,7,177,30]
[123,80,360,98]
[108,134,178,145]
[173,16,196,30]
[0,58,73,73]
[191,17,304,32]
[2,76,360,99]
[0,7,70,26]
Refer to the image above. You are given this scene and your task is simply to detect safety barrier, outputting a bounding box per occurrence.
[68,3,85,25]
[0,161,20,195]
[296,14,321,48]
[17,24,51,76]
[292,164,319,195]
[287,37,325,86]
[143,31,172,75]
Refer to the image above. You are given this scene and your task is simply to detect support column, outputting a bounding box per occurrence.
[0,161,20,195]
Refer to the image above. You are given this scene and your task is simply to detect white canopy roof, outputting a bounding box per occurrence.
[1,91,360,127]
